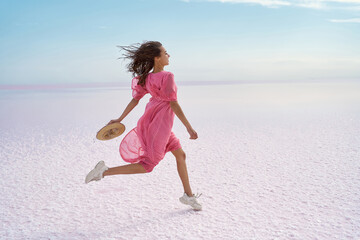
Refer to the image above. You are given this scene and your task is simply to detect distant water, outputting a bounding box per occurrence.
[2,78,358,91]
[0,80,359,131]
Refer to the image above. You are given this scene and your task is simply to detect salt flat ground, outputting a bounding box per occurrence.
[0,81,359,240]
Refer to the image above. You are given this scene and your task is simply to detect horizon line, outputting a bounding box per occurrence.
[0,79,358,91]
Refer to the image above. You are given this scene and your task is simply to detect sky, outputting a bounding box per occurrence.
[0,0,359,86]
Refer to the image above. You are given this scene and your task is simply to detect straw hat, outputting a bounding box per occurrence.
[96,122,125,141]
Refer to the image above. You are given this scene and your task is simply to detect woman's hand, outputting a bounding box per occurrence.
[107,118,121,126]
[187,126,198,140]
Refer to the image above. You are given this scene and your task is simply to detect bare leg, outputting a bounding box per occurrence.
[103,163,147,176]
[172,148,193,197]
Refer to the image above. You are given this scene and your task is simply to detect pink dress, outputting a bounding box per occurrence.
[119,71,182,172]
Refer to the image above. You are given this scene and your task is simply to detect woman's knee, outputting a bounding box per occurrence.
[182,151,186,160]
[138,162,154,173]
[171,148,185,160]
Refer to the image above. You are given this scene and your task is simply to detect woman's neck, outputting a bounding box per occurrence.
[152,65,164,73]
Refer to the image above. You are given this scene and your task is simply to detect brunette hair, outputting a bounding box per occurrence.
[117,41,162,87]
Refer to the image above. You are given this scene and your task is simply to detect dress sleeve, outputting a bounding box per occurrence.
[131,76,148,100]
[162,72,177,101]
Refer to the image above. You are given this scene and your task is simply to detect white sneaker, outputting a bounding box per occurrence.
[179,192,202,211]
[85,161,109,184]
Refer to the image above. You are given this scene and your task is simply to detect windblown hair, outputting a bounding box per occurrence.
[118,41,162,87]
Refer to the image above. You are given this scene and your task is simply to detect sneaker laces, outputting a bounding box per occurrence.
[193,193,202,199]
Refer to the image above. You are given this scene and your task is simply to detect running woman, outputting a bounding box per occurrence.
[85,41,202,210]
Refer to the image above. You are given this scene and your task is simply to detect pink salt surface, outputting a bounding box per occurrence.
[0,81,359,239]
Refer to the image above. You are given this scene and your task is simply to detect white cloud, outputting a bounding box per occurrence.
[295,1,324,9]
[329,18,360,22]
[207,0,290,8]
[196,0,360,9]
[326,0,360,3]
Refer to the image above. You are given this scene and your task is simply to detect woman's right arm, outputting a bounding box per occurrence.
[107,98,139,125]
[170,100,198,139]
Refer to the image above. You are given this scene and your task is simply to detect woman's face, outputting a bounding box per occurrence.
[155,46,170,66]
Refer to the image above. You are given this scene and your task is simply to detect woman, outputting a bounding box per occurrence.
[85,41,202,211]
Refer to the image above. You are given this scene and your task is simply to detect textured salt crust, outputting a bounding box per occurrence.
[0,82,359,239]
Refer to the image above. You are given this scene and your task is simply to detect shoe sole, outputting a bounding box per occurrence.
[179,197,202,211]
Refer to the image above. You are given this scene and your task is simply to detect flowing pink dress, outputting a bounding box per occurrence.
[119,71,182,172]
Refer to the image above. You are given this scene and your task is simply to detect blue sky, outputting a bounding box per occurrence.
[0,0,359,85]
